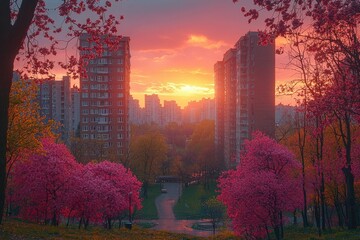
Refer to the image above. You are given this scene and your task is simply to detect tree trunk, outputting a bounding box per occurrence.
[280,211,284,239]
[107,218,112,229]
[325,205,332,230]
[335,201,344,227]
[293,209,297,225]
[274,226,281,240]
[314,200,322,237]
[84,218,89,229]
[320,173,326,231]
[0,63,13,225]
[84,218,90,229]
[51,211,57,226]
[78,217,83,229]
[343,166,357,229]
[265,225,270,240]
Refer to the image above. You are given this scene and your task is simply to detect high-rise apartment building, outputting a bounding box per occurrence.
[71,86,80,135]
[215,32,275,168]
[79,34,131,159]
[38,76,72,144]
[223,49,237,168]
[182,98,215,123]
[129,95,144,125]
[163,100,181,125]
[235,32,275,163]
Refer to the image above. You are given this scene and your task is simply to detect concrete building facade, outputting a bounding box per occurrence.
[144,94,162,125]
[235,32,275,163]
[214,61,225,168]
[223,49,237,168]
[214,32,275,168]
[38,76,73,144]
[129,95,144,125]
[163,100,181,125]
[79,34,131,159]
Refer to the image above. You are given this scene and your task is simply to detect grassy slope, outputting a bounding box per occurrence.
[174,182,217,220]
[2,219,360,239]
[135,184,161,220]
[283,226,360,240]
[0,219,203,240]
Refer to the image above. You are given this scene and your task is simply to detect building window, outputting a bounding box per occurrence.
[95,67,109,74]
[98,58,107,64]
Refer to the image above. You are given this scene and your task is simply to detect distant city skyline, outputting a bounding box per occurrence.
[37,0,296,108]
[118,1,295,107]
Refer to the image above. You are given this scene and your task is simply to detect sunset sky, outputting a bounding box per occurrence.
[46,0,295,108]
[114,0,296,108]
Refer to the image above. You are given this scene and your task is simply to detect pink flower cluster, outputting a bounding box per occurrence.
[9,138,141,227]
[218,132,302,239]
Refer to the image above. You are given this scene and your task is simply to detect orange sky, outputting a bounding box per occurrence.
[21,0,298,108]
[115,0,298,108]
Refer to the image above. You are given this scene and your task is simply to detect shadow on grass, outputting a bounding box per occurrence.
[174,182,217,220]
[136,184,162,220]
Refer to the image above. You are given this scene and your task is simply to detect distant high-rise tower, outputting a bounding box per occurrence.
[38,76,72,144]
[129,95,144,125]
[144,94,162,125]
[182,98,215,123]
[79,34,131,159]
[214,32,275,168]
[163,100,181,125]
[71,86,80,136]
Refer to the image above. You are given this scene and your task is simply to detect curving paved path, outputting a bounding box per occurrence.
[152,182,213,237]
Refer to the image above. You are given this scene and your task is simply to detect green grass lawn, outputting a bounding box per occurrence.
[282,225,360,240]
[0,218,204,240]
[2,218,360,239]
[135,184,162,220]
[173,181,217,220]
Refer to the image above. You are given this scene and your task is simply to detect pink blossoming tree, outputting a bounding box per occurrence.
[218,132,302,240]
[0,0,123,224]
[11,138,80,225]
[10,138,142,228]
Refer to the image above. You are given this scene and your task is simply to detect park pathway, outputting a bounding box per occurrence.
[152,182,213,237]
